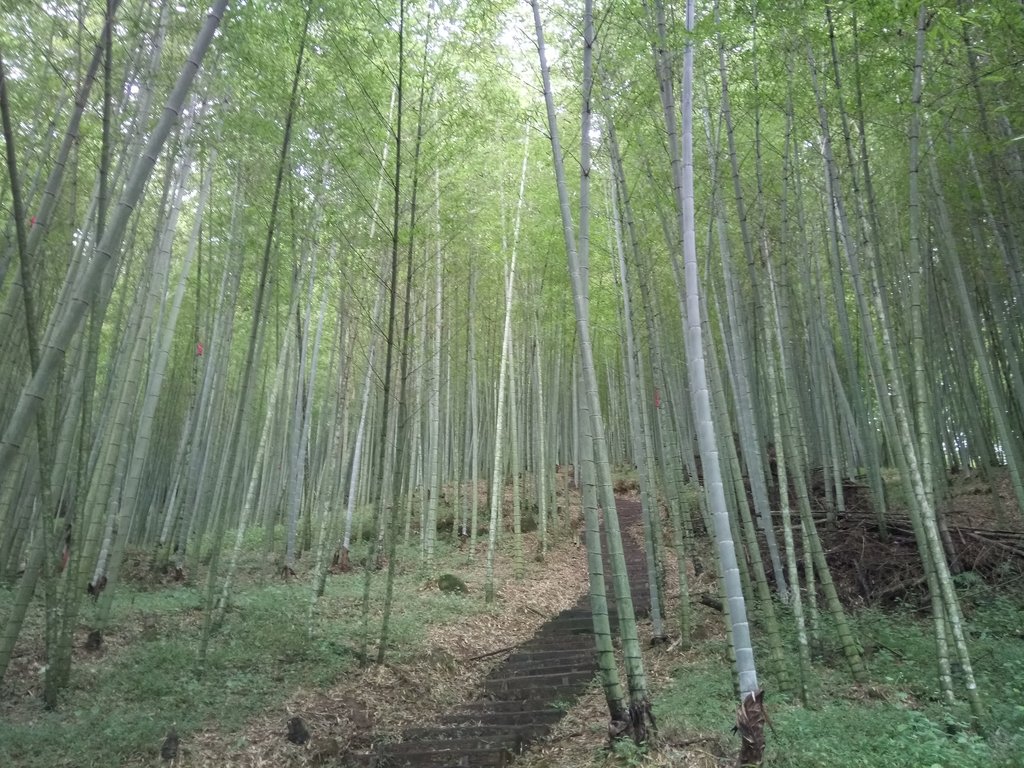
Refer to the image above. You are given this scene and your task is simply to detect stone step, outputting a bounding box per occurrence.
[482,682,593,702]
[345,498,653,767]
[500,659,596,676]
[440,709,565,726]
[399,723,549,743]
[530,620,597,633]
[373,745,513,767]
[501,651,598,671]
[483,670,595,692]
[513,638,593,653]
[385,735,522,754]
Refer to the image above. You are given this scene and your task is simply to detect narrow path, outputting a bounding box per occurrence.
[347,498,650,767]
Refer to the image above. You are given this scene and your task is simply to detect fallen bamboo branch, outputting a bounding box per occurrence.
[699,594,723,612]
[464,645,517,662]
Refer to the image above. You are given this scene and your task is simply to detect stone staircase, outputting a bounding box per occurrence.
[346,499,650,767]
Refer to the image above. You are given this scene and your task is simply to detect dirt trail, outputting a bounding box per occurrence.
[346,498,650,767]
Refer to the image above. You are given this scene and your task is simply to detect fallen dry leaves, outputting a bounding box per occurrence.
[175,494,594,767]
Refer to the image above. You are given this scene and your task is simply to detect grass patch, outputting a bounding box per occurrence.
[654,584,1024,767]
[0,538,492,768]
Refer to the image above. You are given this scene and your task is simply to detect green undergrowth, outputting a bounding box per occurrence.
[0,536,490,768]
[651,582,1024,768]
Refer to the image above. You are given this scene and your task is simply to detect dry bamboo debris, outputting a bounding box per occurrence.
[746,474,1024,605]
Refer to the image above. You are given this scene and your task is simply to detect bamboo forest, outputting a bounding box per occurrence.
[1,0,1023,765]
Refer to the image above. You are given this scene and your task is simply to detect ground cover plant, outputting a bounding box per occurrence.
[0,521,584,767]
[3,476,1023,767]
[511,571,1024,768]
[650,593,1024,768]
